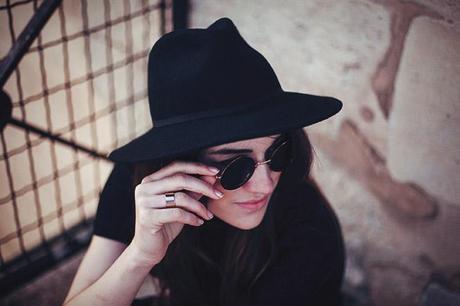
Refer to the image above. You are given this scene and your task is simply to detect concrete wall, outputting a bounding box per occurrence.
[187,1,460,305]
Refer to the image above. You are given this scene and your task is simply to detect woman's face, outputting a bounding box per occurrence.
[200,134,283,230]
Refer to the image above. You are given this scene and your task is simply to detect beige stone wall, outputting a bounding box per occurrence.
[188,1,460,305]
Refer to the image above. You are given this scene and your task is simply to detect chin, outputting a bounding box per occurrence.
[221,210,266,230]
[235,221,263,230]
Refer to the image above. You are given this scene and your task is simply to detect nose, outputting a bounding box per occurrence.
[243,163,275,194]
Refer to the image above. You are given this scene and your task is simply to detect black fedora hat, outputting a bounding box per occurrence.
[108,17,342,163]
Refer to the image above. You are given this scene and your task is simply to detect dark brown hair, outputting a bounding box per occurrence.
[131,128,315,306]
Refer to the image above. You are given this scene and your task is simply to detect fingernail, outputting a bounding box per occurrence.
[207,211,214,219]
[215,190,224,198]
[208,166,220,173]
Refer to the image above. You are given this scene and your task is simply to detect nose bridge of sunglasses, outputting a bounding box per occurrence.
[255,158,271,167]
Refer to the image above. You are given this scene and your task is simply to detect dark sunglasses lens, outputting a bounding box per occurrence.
[220,157,254,190]
[269,142,292,171]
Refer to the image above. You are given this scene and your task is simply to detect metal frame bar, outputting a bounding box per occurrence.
[0,0,62,88]
[0,0,189,296]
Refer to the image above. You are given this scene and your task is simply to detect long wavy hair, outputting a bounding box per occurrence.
[131,128,318,306]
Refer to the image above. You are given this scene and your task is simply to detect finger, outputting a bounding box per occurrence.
[140,173,223,200]
[141,161,220,183]
[187,175,219,200]
[201,174,218,187]
[137,191,213,221]
[150,207,205,227]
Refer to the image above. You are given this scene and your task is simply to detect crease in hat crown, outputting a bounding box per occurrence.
[146,17,283,127]
[207,17,238,32]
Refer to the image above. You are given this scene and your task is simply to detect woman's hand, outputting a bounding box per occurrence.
[130,161,223,267]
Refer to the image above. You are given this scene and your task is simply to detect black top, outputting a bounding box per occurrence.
[93,163,345,306]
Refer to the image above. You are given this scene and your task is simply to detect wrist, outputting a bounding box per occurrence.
[125,243,160,269]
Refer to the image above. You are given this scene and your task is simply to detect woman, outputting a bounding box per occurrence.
[63,17,345,306]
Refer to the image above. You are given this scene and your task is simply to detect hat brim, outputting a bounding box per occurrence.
[107,91,342,163]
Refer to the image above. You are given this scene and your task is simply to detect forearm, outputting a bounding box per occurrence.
[64,245,157,306]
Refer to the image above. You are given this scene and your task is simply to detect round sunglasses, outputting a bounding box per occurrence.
[204,139,293,190]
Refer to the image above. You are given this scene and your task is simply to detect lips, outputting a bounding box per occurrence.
[235,196,268,211]
[236,197,267,205]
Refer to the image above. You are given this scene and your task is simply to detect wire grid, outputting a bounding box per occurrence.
[0,0,171,280]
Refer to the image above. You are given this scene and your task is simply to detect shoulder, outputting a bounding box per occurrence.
[97,162,136,212]
[93,162,136,244]
[107,162,135,186]
[99,162,136,200]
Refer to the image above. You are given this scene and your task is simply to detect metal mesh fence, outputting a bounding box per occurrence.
[0,0,173,294]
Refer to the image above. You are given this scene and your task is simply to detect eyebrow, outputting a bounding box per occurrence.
[208,134,283,155]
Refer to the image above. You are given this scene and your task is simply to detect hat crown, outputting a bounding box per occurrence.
[147,17,282,124]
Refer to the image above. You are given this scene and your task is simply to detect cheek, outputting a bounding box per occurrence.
[206,193,233,219]
[206,186,244,213]
[209,188,239,206]
[272,172,282,182]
